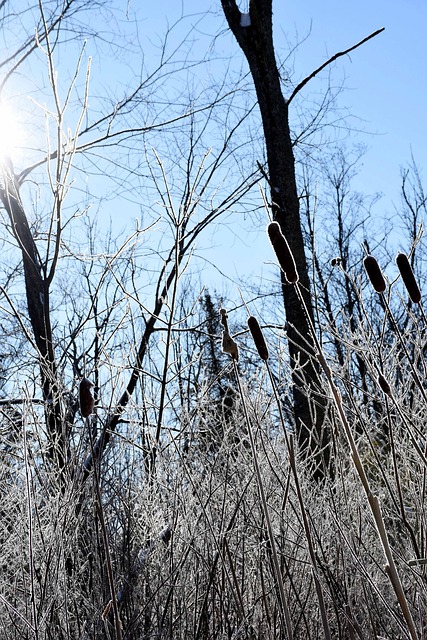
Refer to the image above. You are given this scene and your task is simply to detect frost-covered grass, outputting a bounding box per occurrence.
[1,255,427,640]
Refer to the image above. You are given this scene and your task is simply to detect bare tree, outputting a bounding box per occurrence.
[1,4,427,640]
[0,4,264,633]
[220,0,383,477]
[0,0,258,474]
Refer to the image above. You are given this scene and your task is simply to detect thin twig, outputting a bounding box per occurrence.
[288,28,385,105]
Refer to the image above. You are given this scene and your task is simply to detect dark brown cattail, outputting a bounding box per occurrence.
[79,378,94,418]
[248,316,269,361]
[267,221,299,284]
[377,373,391,396]
[363,255,386,293]
[395,252,421,304]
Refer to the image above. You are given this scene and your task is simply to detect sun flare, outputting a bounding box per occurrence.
[0,102,24,162]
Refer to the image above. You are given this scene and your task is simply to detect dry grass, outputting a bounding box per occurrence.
[1,254,427,640]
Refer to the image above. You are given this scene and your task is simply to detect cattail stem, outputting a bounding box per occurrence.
[89,419,123,639]
[293,284,418,640]
[380,294,427,406]
[232,360,294,639]
[247,320,332,639]
[23,418,39,640]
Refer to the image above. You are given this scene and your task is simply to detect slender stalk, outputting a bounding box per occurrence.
[232,360,294,640]
[23,420,39,640]
[89,417,122,640]
[294,284,418,640]
[381,295,427,406]
[263,359,332,639]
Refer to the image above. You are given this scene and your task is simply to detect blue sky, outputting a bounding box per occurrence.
[215,0,427,289]
[281,0,427,205]
[146,0,427,207]
[184,0,427,290]
[3,1,427,299]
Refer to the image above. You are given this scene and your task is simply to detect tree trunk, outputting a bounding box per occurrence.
[0,160,67,474]
[221,0,330,477]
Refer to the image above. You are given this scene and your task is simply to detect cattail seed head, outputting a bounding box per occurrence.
[377,373,391,397]
[248,316,269,361]
[222,331,239,361]
[220,308,239,361]
[267,221,299,284]
[363,255,386,293]
[79,378,94,418]
[395,252,421,304]
[219,308,229,329]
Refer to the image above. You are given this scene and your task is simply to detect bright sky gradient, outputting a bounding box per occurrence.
[132,0,427,290]
[4,1,426,297]
[282,0,427,207]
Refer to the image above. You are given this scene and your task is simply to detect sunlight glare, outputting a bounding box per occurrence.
[0,102,24,163]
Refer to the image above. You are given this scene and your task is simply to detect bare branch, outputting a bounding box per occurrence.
[288,27,385,105]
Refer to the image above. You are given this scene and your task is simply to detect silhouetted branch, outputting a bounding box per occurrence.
[288,27,385,105]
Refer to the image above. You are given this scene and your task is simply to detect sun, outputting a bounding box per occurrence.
[0,101,25,163]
